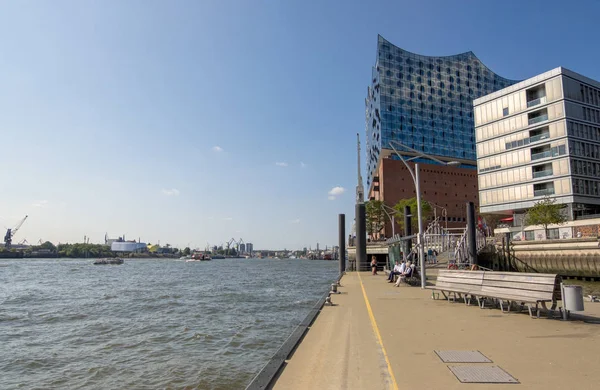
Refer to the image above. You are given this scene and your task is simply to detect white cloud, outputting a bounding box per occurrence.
[275,162,288,167]
[223,217,233,221]
[32,200,49,207]
[290,218,301,224]
[212,146,223,152]
[300,162,307,168]
[162,189,180,196]
[327,186,345,201]
[328,186,345,196]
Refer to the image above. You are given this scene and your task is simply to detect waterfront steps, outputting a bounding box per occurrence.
[274,272,600,390]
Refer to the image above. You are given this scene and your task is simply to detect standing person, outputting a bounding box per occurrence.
[387,260,406,283]
[371,256,378,275]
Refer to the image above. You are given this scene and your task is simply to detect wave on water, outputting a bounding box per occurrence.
[0,258,339,389]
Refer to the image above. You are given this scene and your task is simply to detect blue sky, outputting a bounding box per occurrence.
[1,0,598,250]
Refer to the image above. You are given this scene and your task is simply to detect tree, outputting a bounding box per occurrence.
[393,197,432,234]
[523,197,566,239]
[365,200,386,239]
[182,247,191,256]
[39,241,57,251]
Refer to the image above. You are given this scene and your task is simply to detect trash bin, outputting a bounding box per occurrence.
[562,284,584,312]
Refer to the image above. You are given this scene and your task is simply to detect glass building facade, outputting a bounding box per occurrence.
[365,35,519,191]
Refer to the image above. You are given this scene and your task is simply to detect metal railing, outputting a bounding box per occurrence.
[528,114,548,125]
[528,133,549,143]
[452,225,488,267]
[526,96,547,108]
[531,150,552,160]
[534,188,555,197]
[532,169,553,179]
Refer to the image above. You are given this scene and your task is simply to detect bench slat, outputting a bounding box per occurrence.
[480,280,556,292]
[483,274,558,285]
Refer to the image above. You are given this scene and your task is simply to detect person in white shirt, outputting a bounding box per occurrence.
[395,261,413,286]
[387,260,406,283]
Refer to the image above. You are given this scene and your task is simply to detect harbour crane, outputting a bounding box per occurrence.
[4,215,28,249]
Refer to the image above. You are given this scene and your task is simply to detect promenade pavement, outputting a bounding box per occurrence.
[274,271,600,390]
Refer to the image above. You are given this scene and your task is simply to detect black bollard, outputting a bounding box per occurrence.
[355,203,367,271]
[466,201,477,266]
[339,214,346,274]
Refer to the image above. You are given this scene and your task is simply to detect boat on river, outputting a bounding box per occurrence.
[93,258,124,265]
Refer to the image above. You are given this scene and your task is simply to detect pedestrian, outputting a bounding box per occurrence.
[371,256,378,275]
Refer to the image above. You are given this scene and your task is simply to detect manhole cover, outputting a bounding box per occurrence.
[435,350,491,363]
[448,366,519,383]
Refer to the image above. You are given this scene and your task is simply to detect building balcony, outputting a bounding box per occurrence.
[532,169,553,179]
[531,150,552,160]
[534,188,555,197]
[526,96,547,108]
[528,114,549,126]
[528,133,550,143]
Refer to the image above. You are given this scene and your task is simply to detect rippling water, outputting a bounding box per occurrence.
[0,258,339,389]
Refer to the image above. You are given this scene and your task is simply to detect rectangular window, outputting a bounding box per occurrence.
[524,231,535,241]
[503,107,509,116]
[547,228,560,240]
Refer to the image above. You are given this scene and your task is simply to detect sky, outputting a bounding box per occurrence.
[1,0,599,250]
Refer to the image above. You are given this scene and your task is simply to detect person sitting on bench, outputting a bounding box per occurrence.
[387,260,406,283]
[395,261,413,286]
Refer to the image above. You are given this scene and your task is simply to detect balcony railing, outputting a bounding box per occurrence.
[529,133,550,143]
[531,150,552,160]
[534,188,555,197]
[527,96,547,108]
[533,169,553,179]
[528,114,548,125]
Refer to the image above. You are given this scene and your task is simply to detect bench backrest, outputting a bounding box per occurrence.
[434,269,485,291]
[481,272,562,301]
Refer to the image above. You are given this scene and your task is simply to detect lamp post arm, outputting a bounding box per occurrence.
[389,143,417,184]
[389,140,452,166]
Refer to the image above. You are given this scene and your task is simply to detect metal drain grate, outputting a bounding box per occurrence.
[448,366,519,383]
[434,350,492,363]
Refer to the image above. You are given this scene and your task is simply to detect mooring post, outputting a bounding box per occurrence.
[339,214,345,275]
[466,201,477,266]
[355,203,367,271]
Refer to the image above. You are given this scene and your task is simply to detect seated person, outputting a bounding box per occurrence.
[387,260,406,283]
[395,261,413,286]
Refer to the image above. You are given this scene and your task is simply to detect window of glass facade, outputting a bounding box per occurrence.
[365,35,519,187]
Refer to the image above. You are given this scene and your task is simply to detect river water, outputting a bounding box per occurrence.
[0,258,339,389]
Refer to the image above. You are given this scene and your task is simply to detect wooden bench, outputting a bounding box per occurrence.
[474,272,562,318]
[426,270,485,305]
[427,270,562,318]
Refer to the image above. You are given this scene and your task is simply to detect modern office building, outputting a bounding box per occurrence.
[246,242,253,255]
[365,35,518,234]
[474,67,600,232]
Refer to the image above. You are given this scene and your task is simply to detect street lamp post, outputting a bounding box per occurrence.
[388,140,460,289]
[380,202,398,237]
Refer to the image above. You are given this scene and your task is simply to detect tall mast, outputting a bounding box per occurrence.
[356,133,364,204]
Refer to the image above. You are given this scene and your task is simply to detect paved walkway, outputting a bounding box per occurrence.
[274,272,600,390]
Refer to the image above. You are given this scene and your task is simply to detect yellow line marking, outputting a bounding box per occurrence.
[357,272,399,390]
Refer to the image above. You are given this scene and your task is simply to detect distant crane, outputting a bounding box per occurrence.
[19,239,28,245]
[4,215,28,249]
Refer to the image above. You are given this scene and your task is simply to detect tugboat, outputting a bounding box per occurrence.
[93,258,124,265]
